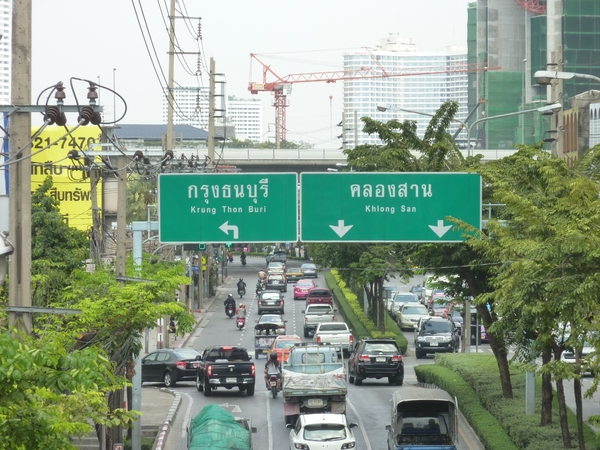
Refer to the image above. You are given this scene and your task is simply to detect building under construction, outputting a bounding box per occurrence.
[468,0,600,153]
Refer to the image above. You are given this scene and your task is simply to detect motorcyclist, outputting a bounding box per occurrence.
[236,303,247,319]
[258,268,267,281]
[264,351,282,390]
[224,294,236,314]
[237,277,246,291]
[241,251,247,263]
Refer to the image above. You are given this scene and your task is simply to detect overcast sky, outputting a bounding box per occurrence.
[31,1,471,148]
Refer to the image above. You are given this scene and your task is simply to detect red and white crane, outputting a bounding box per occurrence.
[248,51,501,145]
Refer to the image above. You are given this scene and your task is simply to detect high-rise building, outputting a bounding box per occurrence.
[162,87,263,143]
[342,35,468,148]
[469,0,600,151]
[0,0,11,105]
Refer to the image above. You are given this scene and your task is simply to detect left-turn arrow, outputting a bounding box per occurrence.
[219,221,239,239]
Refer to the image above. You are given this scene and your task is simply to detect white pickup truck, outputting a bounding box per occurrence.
[313,322,353,356]
[302,304,337,338]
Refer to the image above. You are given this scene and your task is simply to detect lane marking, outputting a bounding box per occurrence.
[347,397,373,450]
[265,391,274,450]
[180,392,194,438]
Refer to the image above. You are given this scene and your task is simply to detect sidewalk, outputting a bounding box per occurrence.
[144,278,231,450]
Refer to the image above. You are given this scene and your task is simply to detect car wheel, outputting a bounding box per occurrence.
[196,374,203,392]
[415,351,424,359]
[255,351,260,359]
[348,365,354,384]
[396,377,404,386]
[354,375,363,386]
[203,378,212,397]
[163,371,175,388]
[246,384,255,396]
[388,376,396,385]
[304,329,309,338]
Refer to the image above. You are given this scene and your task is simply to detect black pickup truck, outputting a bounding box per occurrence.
[195,345,256,396]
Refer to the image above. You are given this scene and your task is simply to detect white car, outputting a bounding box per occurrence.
[560,335,595,375]
[396,304,430,331]
[288,413,357,450]
[391,292,420,316]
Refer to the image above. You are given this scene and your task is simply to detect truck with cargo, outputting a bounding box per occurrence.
[281,343,348,425]
[313,322,353,356]
[385,386,458,450]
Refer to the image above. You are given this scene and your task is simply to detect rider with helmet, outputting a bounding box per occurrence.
[236,303,247,318]
[237,277,246,290]
[264,351,282,390]
[224,294,236,314]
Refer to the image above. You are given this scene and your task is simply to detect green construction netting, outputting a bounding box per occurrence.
[188,404,250,450]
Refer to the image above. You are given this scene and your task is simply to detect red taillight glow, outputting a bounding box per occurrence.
[251,364,255,376]
[349,335,353,345]
[207,365,212,377]
[392,355,402,362]
[305,317,308,323]
[316,336,321,343]
[332,316,336,321]
[358,354,370,362]
[176,361,187,370]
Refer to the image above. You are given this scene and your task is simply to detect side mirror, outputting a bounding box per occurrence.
[385,425,391,431]
[286,423,294,429]
[251,427,257,433]
[284,320,288,323]
[195,355,202,361]
[301,310,305,314]
[349,423,358,429]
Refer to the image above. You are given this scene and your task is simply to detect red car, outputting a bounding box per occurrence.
[293,279,316,300]
[269,335,303,363]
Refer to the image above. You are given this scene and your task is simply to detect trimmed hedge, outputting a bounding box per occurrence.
[325,271,408,354]
[422,354,600,450]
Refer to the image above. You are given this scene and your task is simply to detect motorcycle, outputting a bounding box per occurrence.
[255,281,263,296]
[236,316,246,330]
[241,255,247,266]
[269,374,280,398]
[238,286,246,298]
[228,255,233,263]
[225,304,235,318]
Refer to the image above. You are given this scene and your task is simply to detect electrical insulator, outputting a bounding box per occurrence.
[78,106,102,126]
[133,150,144,162]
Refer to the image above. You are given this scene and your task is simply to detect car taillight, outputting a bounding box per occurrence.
[258,300,262,305]
[207,365,212,377]
[251,364,255,376]
[305,316,308,323]
[176,361,187,370]
[349,335,353,346]
[332,316,336,321]
[316,335,321,343]
[392,355,402,362]
[358,354,370,362]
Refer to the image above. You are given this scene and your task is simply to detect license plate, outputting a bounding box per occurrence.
[430,342,438,347]
[307,398,324,408]
[272,281,280,284]
[226,377,237,383]
[376,357,386,362]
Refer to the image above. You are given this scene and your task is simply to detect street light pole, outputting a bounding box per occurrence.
[466,103,562,157]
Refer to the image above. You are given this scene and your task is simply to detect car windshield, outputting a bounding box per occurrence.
[319,324,347,331]
[433,298,450,307]
[262,292,280,300]
[175,349,200,359]
[450,310,463,320]
[269,275,283,281]
[297,281,313,287]
[395,294,418,302]
[363,342,399,353]
[303,424,346,441]
[403,306,428,315]
[307,306,332,313]
[276,340,300,349]
[269,262,284,268]
[260,316,282,323]
[421,320,452,332]
[309,290,330,297]
[301,264,316,270]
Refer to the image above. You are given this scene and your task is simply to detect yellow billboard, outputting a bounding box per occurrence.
[31,126,102,231]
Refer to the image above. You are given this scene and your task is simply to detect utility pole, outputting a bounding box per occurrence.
[208,58,216,164]
[8,0,32,334]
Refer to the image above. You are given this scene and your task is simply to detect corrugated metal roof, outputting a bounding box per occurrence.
[113,124,208,141]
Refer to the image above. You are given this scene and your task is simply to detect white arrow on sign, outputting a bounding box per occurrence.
[329,220,353,238]
[429,220,453,238]
[219,221,239,239]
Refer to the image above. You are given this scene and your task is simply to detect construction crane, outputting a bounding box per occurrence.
[248,51,501,146]
[514,0,546,14]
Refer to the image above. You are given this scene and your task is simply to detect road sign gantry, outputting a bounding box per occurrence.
[300,172,481,242]
[158,173,298,243]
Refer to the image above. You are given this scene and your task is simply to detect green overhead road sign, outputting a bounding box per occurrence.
[158,173,298,243]
[300,172,481,242]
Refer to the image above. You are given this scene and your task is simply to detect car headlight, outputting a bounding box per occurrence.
[441,336,452,342]
[341,442,356,449]
[417,336,426,342]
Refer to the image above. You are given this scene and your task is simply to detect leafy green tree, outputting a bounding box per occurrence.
[30,177,89,306]
[466,146,600,448]
[0,330,134,450]
[126,174,157,223]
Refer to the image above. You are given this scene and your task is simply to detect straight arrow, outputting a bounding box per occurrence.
[329,220,353,238]
[219,221,239,239]
[429,220,452,238]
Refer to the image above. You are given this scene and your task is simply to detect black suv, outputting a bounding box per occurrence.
[414,316,460,359]
[347,338,404,386]
[266,250,287,265]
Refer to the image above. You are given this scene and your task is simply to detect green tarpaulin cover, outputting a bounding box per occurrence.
[188,404,251,450]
